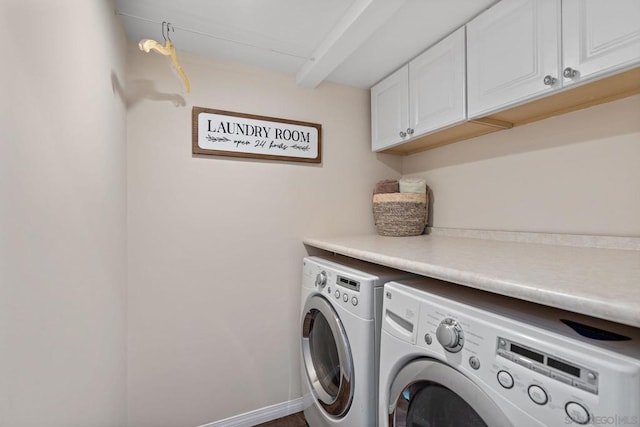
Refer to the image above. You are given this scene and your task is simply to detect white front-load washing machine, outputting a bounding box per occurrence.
[379,278,640,427]
[300,256,411,427]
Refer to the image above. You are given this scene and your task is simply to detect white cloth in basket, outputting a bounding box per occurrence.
[399,178,427,194]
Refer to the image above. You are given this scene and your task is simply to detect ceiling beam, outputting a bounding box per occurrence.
[295,0,406,88]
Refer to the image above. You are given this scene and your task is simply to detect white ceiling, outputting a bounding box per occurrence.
[116,0,497,89]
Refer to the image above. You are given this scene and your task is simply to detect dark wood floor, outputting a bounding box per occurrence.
[254,411,308,426]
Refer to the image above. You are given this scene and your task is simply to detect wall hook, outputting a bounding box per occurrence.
[162,21,174,43]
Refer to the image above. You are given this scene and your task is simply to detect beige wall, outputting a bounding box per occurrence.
[126,45,401,426]
[403,94,640,237]
[0,1,127,426]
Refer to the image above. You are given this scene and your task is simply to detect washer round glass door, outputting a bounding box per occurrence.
[301,295,354,418]
[388,359,512,427]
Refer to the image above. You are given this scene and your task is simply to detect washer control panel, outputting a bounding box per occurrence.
[497,337,598,395]
[382,279,640,427]
[436,318,465,353]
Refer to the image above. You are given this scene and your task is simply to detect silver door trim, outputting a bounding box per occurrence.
[388,358,513,427]
[301,295,354,418]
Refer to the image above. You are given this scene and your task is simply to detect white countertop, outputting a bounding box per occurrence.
[303,230,640,328]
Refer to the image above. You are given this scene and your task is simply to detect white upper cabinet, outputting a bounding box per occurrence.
[409,27,466,138]
[371,27,466,152]
[371,0,640,153]
[468,0,640,119]
[562,0,640,86]
[467,0,561,118]
[371,65,409,151]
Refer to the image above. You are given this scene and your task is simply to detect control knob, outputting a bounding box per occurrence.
[436,318,464,353]
[315,271,327,288]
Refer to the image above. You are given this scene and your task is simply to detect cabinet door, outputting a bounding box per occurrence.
[409,27,466,136]
[562,0,640,86]
[467,0,561,118]
[371,65,409,151]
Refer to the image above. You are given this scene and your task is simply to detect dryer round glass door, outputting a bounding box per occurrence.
[388,359,513,427]
[301,295,354,418]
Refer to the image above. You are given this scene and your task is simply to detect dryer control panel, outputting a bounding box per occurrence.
[302,256,411,320]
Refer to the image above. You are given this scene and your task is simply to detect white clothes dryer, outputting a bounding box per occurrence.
[300,256,411,427]
[379,278,640,427]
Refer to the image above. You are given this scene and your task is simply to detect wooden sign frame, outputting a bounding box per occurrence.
[192,107,322,163]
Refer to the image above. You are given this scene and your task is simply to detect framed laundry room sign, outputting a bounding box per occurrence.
[192,107,322,163]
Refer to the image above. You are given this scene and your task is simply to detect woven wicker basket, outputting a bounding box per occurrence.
[372,193,428,237]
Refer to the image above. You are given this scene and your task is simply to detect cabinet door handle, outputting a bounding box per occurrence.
[563,67,579,78]
[399,131,407,138]
[543,75,557,86]
[406,128,414,135]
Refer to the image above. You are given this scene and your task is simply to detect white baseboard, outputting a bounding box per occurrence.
[196,397,306,427]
